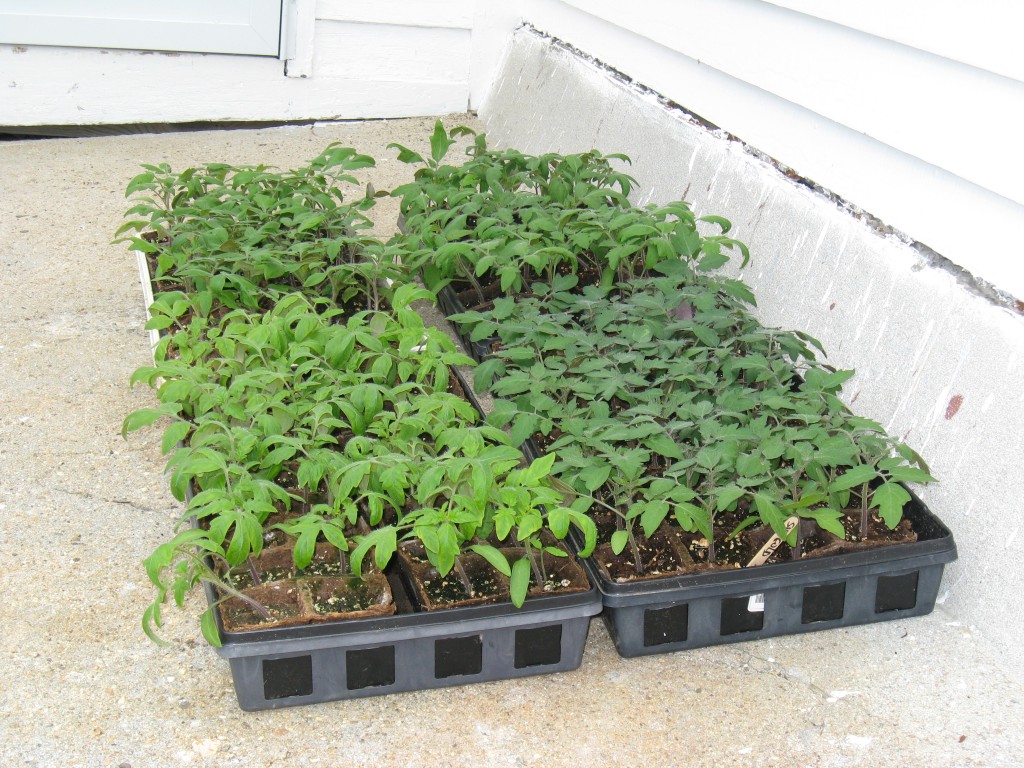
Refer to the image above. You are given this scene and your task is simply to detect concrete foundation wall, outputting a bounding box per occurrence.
[481,29,1024,665]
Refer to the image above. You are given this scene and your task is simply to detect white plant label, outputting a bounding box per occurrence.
[746,516,800,568]
[747,593,765,612]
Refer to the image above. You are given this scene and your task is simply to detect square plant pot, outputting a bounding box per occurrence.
[568,488,956,657]
[203,566,601,710]
[396,542,512,610]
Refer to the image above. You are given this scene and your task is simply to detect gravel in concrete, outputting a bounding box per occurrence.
[1,117,1021,768]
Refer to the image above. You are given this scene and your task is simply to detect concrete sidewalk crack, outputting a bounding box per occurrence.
[54,486,166,513]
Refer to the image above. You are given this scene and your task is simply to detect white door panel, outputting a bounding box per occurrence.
[0,0,282,56]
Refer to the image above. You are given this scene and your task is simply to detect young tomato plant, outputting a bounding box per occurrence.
[468,265,933,576]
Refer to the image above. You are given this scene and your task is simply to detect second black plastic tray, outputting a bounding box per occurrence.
[569,489,956,657]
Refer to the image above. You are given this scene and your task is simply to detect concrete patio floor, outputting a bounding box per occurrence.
[0,117,1021,768]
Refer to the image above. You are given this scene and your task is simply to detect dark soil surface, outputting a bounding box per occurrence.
[219,582,306,631]
[415,565,507,607]
[309,576,388,615]
[592,504,920,583]
[597,528,693,582]
[801,509,917,558]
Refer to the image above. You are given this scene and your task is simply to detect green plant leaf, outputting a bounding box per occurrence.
[579,463,611,492]
[736,452,768,478]
[372,526,397,571]
[350,526,397,574]
[546,506,570,539]
[610,530,629,555]
[141,601,170,647]
[434,523,459,576]
[293,529,317,570]
[429,121,456,164]
[640,500,670,537]
[124,171,155,196]
[517,509,543,541]
[524,454,557,483]
[692,324,721,347]
[754,493,788,537]
[885,466,935,485]
[469,544,512,577]
[387,142,425,165]
[260,445,297,469]
[698,214,732,233]
[569,509,597,557]
[721,279,757,306]
[697,251,730,272]
[870,481,911,528]
[801,507,846,538]
[831,464,878,492]
[510,557,531,607]
[144,315,174,331]
[473,357,504,392]
[121,406,177,438]
[200,608,222,648]
[161,420,191,455]
[715,484,746,512]
[646,433,684,459]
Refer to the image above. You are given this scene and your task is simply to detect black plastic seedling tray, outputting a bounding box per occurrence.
[399,209,501,363]
[570,488,956,657]
[205,566,601,710]
[408,234,960,660]
[201,367,600,711]
[434,282,499,363]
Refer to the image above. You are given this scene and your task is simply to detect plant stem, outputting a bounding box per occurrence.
[216,583,273,620]
[459,258,487,305]
[202,557,272,621]
[859,481,870,539]
[452,555,474,596]
[246,556,262,586]
[626,526,644,576]
[514,534,545,586]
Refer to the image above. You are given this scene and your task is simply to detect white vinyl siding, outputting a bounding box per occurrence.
[508,0,1024,298]
[763,0,1023,81]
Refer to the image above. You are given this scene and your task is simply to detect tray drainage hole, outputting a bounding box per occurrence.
[262,655,313,700]
[875,571,919,613]
[346,646,396,690]
[435,634,483,679]
[514,624,562,668]
[720,595,765,636]
[801,582,847,624]
[643,603,689,647]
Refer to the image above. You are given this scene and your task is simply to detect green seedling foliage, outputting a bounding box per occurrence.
[125,125,935,644]
[123,138,604,642]
[461,266,933,567]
